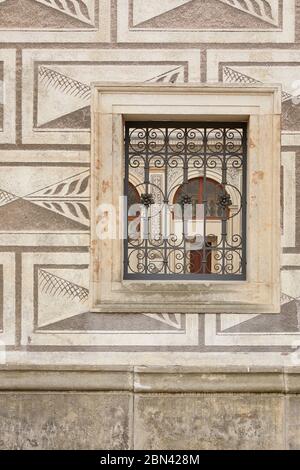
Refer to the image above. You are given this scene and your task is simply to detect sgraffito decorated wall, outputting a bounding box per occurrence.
[0,0,300,450]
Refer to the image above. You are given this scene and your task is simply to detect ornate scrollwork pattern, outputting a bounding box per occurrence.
[124,122,247,280]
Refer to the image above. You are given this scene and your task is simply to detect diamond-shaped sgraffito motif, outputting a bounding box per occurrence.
[131,0,280,29]
[0,0,95,28]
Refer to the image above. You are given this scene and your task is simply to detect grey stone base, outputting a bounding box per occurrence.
[1,366,300,450]
[0,392,132,450]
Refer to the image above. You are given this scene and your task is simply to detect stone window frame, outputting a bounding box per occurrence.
[90,83,281,314]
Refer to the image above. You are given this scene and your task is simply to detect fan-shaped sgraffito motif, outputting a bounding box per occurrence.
[34,0,93,25]
[37,65,184,129]
[223,66,294,103]
[41,174,89,197]
[39,269,89,303]
[146,66,184,84]
[39,64,183,105]
[39,66,91,100]
[38,270,182,329]
[25,171,90,226]
[143,313,182,330]
[0,189,17,207]
[219,0,277,25]
[40,200,89,222]
[223,66,259,85]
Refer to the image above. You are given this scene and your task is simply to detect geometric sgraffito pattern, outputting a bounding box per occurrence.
[34,0,94,25]
[39,66,91,101]
[0,169,90,231]
[0,0,110,42]
[131,0,280,28]
[118,0,296,44]
[221,57,300,146]
[39,269,89,304]
[223,66,296,103]
[223,65,300,131]
[0,189,16,207]
[0,0,95,26]
[206,48,300,141]
[21,48,201,147]
[0,0,299,365]
[37,63,185,130]
[26,171,90,228]
[38,268,182,330]
[218,0,278,24]
[18,253,193,348]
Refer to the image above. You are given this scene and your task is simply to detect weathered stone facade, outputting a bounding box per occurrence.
[0,0,299,449]
[1,366,300,450]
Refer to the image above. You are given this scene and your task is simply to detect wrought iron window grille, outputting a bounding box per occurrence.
[124,121,247,280]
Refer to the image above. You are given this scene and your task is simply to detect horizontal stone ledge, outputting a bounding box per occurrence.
[1,366,300,393]
[134,371,285,393]
[0,369,133,391]
[134,367,300,393]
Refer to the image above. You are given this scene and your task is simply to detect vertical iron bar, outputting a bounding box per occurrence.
[164,126,169,274]
[124,123,130,278]
[242,123,247,277]
[221,126,227,275]
[202,126,207,275]
[183,127,188,274]
[144,125,149,274]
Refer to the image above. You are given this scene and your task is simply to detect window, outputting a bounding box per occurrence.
[124,122,247,280]
[91,84,281,314]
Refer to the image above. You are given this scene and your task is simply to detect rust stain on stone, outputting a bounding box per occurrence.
[249,138,256,149]
[101,180,110,194]
[252,171,264,184]
[93,260,100,281]
[91,239,97,255]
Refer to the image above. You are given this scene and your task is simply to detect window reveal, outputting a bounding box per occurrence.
[124,122,247,280]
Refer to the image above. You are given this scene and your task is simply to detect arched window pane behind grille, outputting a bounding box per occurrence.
[124,122,247,280]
